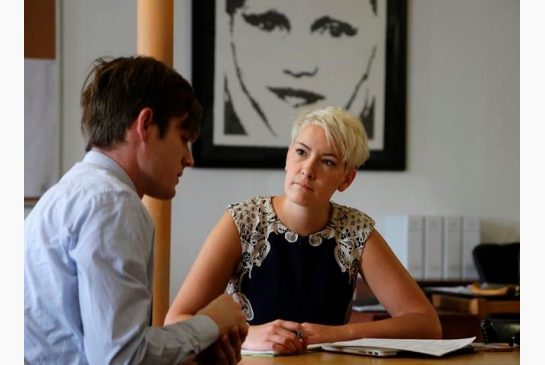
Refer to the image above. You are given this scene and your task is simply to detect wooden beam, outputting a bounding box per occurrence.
[137,0,174,327]
[25,0,55,59]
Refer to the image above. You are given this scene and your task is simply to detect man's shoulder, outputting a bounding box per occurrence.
[29,162,142,220]
[55,162,137,202]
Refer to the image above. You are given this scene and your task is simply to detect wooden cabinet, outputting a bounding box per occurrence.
[349,308,482,340]
[350,278,519,341]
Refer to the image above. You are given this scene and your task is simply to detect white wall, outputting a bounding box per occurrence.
[58,0,520,302]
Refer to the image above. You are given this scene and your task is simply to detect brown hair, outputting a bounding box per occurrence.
[80,56,202,151]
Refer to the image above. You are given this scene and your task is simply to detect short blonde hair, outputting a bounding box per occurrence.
[290,106,370,170]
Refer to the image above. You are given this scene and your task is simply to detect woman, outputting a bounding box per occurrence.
[166,106,441,355]
[216,0,384,147]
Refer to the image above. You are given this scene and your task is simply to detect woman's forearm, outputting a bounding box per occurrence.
[345,312,442,341]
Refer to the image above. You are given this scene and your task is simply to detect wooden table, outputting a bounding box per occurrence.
[239,348,519,364]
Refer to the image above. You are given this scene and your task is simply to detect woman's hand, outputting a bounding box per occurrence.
[242,320,307,355]
[301,322,345,344]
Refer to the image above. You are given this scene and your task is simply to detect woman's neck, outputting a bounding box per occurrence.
[272,195,331,236]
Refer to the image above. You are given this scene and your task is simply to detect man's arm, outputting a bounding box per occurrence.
[72,192,220,364]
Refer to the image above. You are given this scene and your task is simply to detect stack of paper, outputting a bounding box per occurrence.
[241,337,476,357]
[324,337,476,357]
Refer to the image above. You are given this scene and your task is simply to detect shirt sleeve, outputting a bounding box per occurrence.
[71,191,218,364]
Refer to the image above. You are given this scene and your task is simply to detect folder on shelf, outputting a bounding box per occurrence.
[424,216,444,280]
[443,216,463,280]
[382,215,425,280]
[462,217,480,281]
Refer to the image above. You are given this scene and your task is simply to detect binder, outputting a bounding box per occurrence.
[442,216,463,280]
[424,216,444,280]
[462,216,480,281]
[382,215,425,280]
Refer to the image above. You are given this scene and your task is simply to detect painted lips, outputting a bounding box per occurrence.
[267,87,325,108]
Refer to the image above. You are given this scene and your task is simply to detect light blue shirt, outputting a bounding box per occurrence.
[25,151,218,364]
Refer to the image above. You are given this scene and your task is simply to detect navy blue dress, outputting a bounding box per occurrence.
[225,196,375,325]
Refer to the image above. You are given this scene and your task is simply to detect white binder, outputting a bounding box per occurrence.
[442,216,463,280]
[382,215,425,280]
[462,216,481,281]
[424,216,444,280]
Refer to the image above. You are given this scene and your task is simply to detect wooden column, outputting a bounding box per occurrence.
[137,0,174,326]
[25,0,56,59]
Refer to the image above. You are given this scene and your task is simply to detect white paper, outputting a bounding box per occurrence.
[426,285,473,296]
[327,337,476,357]
[352,303,386,312]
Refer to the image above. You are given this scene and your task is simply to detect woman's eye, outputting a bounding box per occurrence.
[295,148,306,156]
[311,16,357,38]
[322,159,336,167]
[242,11,290,32]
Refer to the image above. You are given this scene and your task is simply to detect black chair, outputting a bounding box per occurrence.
[481,317,520,345]
[473,242,520,345]
[472,242,519,285]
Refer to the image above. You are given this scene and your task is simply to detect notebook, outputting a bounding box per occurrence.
[241,344,321,357]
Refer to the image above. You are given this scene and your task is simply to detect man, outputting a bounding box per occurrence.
[24,56,248,364]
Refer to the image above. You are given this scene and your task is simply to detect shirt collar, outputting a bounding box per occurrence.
[83,150,137,193]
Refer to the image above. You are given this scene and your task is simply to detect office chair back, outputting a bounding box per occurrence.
[472,242,519,285]
[481,317,520,345]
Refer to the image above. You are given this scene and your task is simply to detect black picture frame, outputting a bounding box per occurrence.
[191,0,406,170]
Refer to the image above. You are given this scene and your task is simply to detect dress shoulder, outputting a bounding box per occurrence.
[329,203,375,282]
[227,196,276,238]
[227,196,268,216]
[330,202,375,245]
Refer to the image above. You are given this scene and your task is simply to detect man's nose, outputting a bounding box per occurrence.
[182,145,194,167]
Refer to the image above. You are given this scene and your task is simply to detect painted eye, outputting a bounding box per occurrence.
[311,16,358,38]
[242,11,290,33]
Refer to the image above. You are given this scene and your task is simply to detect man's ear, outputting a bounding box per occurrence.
[337,169,357,192]
[134,107,154,142]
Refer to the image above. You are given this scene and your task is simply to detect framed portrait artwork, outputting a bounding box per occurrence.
[191,0,407,170]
